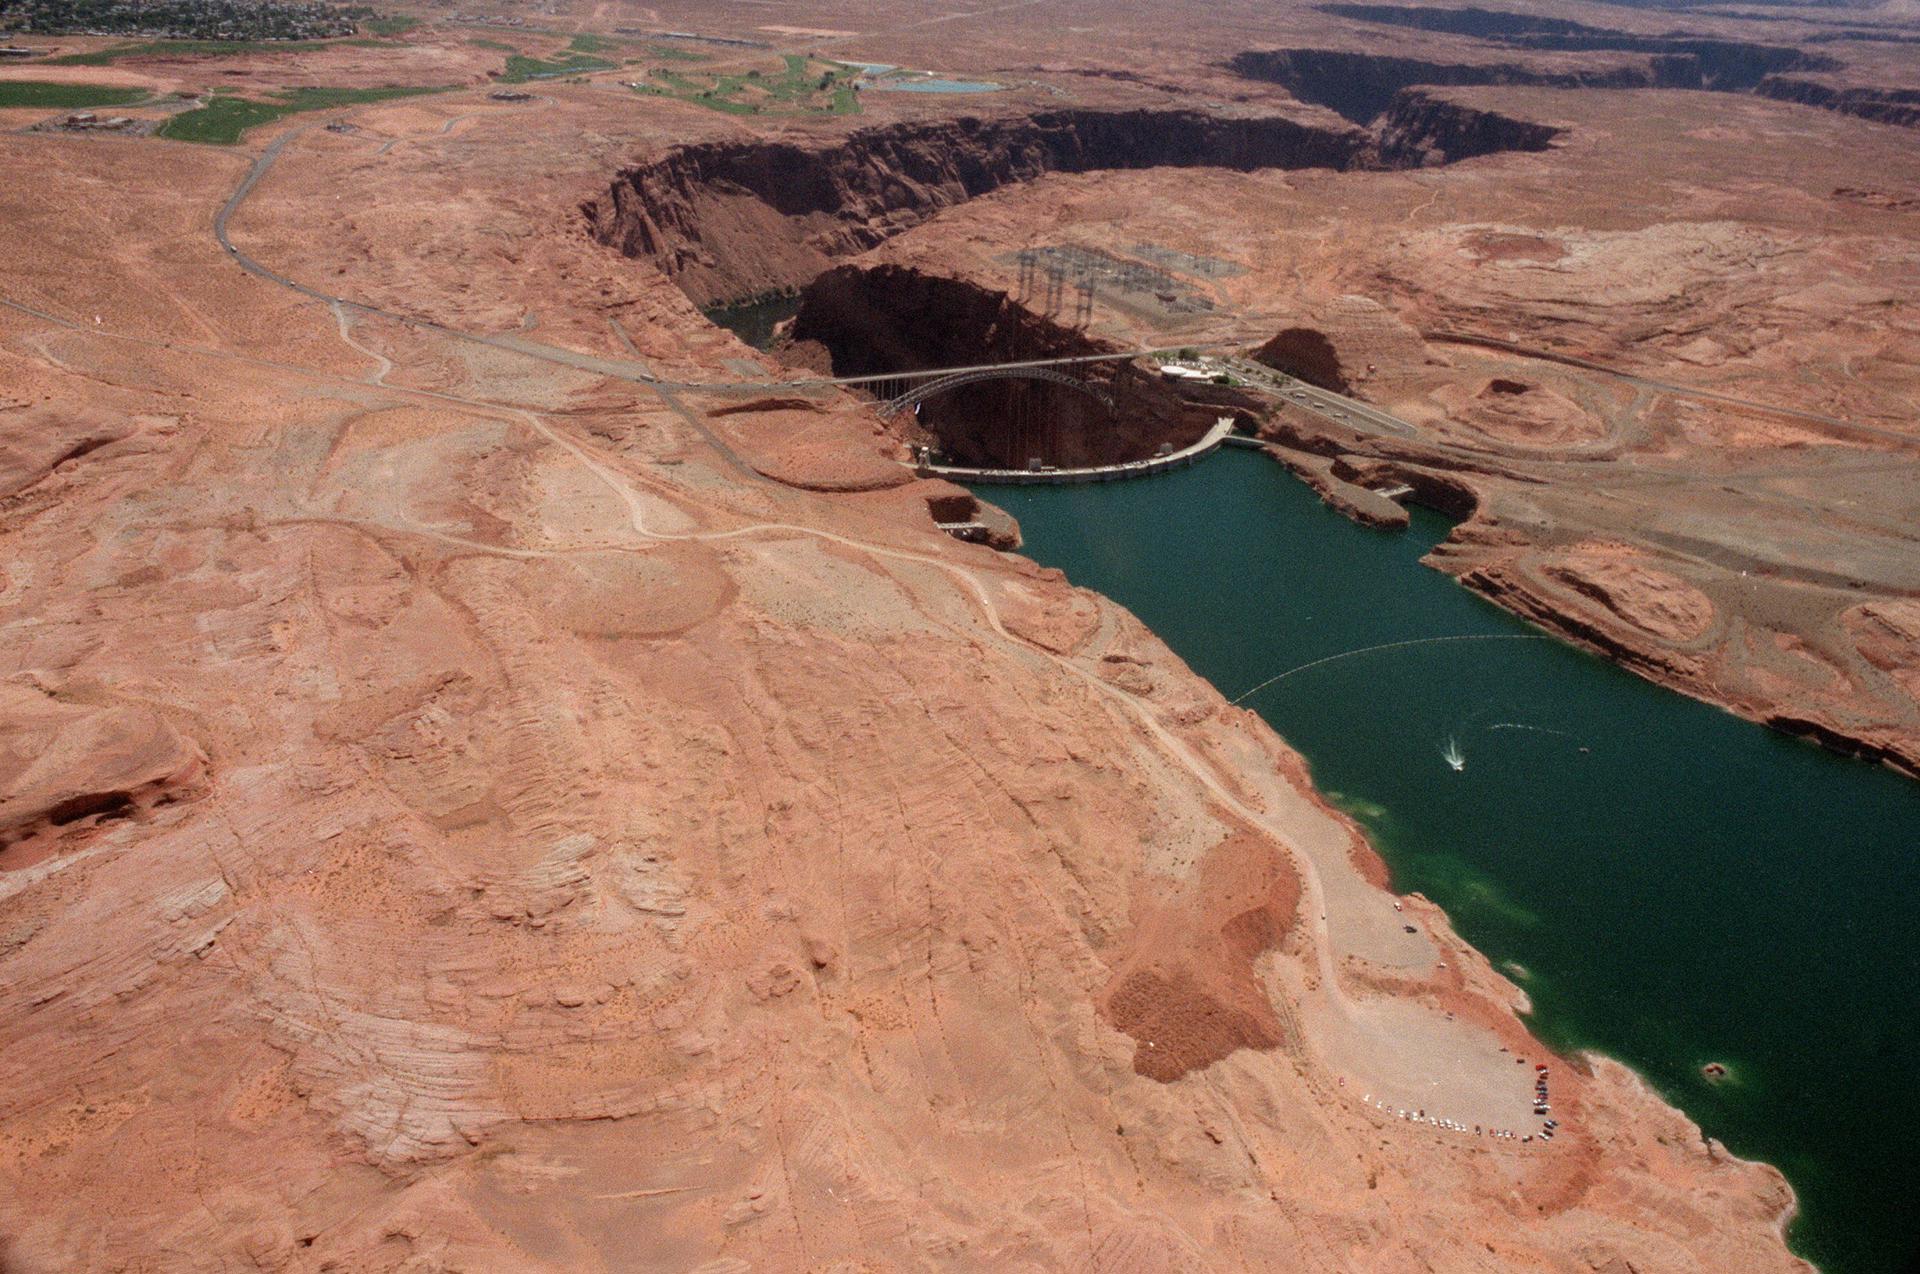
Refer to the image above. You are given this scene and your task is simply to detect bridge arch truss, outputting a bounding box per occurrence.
[877,365,1115,419]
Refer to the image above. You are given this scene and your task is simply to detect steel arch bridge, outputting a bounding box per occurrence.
[877,365,1115,419]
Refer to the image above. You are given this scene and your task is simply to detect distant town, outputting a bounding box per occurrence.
[0,0,366,40]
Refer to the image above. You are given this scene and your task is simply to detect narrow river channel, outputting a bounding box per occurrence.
[978,448,1920,1274]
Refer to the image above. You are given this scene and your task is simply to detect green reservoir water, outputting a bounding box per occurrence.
[981,448,1920,1274]
[702,292,801,351]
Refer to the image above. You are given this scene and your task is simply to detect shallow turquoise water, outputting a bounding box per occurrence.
[981,448,1920,1274]
[870,78,1001,93]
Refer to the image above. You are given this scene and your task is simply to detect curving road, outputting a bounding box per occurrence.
[1222,355,1420,439]
[211,117,1221,398]
[1425,328,1919,453]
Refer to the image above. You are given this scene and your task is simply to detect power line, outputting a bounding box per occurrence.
[1230,634,1559,705]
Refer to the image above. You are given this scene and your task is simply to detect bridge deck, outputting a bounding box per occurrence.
[765,344,1232,391]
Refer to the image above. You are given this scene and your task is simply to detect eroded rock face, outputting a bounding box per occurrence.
[1229,48,1655,125]
[1425,503,1920,781]
[0,685,206,860]
[0,406,138,500]
[1756,77,1920,129]
[1376,88,1565,166]
[1232,24,1919,143]
[585,109,1372,307]
[1253,296,1435,395]
[1257,327,1350,391]
[1433,375,1601,446]
[1286,10,1856,107]
[1317,5,1619,40]
[1845,599,1920,705]
[1544,548,1719,644]
[1496,35,1833,91]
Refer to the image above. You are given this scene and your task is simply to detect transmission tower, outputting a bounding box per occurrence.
[1072,275,1094,329]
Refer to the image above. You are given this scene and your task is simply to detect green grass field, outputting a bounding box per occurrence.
[365,15,419,37]
[0,80,147,109]
[48,38,329,66]
[500,50,616,82]
[159,84,446,143]
[631,54,859,116]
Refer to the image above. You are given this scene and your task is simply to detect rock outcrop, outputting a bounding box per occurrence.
[0,685,206,862]
[1500,34,1836,90]
[1252,295,1438,394]
[1756,76,1920,129]
[1318,4,1610,40]
[0,406,138,500]
[1228,48,1662,124]
[1312,6,1840,89]
[1375,88,1565,166]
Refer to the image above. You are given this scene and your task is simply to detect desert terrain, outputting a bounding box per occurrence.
[2,0,1916,1268]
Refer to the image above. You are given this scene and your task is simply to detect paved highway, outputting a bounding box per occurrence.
[1220,356,1421,439]
[211,116,792,481]
[1425,329,1918,453]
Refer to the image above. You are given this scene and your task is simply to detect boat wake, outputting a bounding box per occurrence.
[1488,722,1574,738]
